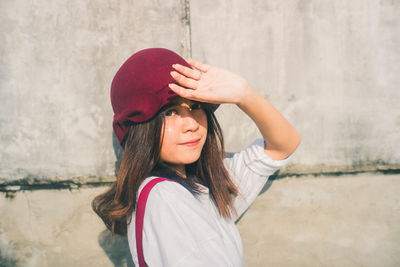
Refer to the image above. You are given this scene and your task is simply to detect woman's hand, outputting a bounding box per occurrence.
[170,58,301,160]
[169,59,253,105]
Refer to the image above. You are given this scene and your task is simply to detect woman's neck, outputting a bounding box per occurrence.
[164,163,186,178]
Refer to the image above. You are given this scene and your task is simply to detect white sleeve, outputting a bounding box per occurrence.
[132,181,236,267]
[224,139,292,220]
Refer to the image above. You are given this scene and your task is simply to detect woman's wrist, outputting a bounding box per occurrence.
[236,84,259,108]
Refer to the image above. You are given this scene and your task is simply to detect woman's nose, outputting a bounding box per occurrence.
[181,112,200,132]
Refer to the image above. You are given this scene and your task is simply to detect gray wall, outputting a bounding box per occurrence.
[0,0,189,182]
[1,174,399,266]
[1,0,399,183]
[191,0,400,173]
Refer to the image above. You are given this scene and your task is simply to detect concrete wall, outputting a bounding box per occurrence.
[1,174,399,266]
[1,0,399,183]
[191,0,400,173]
[0,0,190,182]
[1,0,400,266]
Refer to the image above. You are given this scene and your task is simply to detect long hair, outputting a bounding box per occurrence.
[92,108,238,236]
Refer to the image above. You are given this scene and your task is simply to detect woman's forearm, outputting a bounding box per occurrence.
[237,85,301,160]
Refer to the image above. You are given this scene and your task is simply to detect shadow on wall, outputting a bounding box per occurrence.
[112,132,124,177]
[0,228,17,267]
[98,230,135,267]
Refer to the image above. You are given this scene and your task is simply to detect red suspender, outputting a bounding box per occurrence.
[135,177,171,267]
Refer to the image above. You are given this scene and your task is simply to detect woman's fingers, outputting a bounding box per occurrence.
[169,83,221,104]
[186,59,210,73]
[172,64,202,80]
[170,71,198,89]
[168,83,195,99]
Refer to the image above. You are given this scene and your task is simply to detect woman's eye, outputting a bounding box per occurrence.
[165,109,178,116]
[191,103,202,110]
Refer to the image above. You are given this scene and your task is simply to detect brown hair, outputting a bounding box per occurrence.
[92,108,238,236]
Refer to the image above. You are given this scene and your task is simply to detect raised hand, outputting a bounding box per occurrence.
[169,59,300,160]
[168,59,253,105]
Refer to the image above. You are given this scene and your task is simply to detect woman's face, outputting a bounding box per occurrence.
[160,98,208,175]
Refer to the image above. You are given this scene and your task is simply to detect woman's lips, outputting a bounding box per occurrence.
[180,138,201,147]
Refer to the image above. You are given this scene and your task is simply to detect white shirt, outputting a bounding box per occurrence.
[127,139,291,267]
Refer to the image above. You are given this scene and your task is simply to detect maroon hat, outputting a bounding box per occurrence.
[111,48,194,145]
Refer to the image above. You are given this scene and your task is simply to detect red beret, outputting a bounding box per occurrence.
[111,48,193,145]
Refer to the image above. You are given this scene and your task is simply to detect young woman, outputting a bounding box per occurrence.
[92,48,301,266]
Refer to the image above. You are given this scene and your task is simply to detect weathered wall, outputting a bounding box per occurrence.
[0,0,189,182]
[1,0,399,183]
[191,0,400,173]
[1,174,399,266]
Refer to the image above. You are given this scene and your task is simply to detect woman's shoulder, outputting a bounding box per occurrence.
[137,176,217,226]
[128,176,201,226]
[138,176,198,206]
[139,176,190,192]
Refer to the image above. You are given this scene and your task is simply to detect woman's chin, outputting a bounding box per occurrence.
[165,154,201,166]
